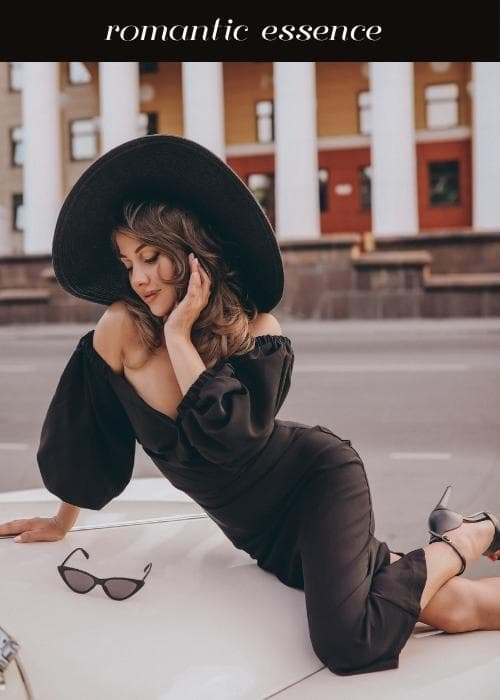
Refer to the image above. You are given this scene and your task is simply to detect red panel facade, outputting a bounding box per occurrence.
[417,140,472,230]
[229,141,472,235]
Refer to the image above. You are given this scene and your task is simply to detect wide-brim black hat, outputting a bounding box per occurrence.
[52,134,284,311]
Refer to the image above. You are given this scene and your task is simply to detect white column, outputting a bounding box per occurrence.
[472,62,500,230]
[0,206,11,255]
[370,62,418,236]
[21,62,63,254]
[181,62,225,159]
[99,62,139,153]
[274,62,320,239]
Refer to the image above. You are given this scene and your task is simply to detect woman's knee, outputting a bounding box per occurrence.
[311,635,365,675]
[312,634,394,676]
[309,582,416,674]
[310,615,386,675]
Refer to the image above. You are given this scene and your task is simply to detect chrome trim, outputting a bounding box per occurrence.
[70,512,209,532]
[0,625,19,673]
[13,656,34,700]
[0,625,34,698]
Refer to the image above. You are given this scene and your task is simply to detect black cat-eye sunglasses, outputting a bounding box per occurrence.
[58,547,152,601]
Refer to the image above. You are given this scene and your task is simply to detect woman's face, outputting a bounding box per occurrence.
[115,231,179,318]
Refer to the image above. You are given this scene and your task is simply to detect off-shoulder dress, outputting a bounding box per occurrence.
[37,331,427,676]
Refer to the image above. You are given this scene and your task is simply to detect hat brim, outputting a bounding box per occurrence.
[52,135,283,311]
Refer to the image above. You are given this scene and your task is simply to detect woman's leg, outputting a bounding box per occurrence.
[417,517,495,609]
[298,441,497,675]
[390,551,500,632]
[298,446,425,676]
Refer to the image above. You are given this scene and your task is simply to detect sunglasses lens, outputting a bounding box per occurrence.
[62,569,95,593]
[103,579,140,600]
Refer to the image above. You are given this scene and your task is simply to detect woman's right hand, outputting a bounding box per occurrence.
[0,516,68,543]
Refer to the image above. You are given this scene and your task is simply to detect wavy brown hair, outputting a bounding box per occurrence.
[110,202,259,369]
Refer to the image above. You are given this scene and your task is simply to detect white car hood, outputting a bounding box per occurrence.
[2,479,500,699]
[1,480,319,700]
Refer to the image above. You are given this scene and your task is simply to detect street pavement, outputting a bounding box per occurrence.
[1,317,499,580]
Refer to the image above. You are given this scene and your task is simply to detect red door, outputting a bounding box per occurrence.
[319,148,372,234]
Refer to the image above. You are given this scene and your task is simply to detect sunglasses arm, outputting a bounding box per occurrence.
[60,547,90,567]
[142,562,153,581]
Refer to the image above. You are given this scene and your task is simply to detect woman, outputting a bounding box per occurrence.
[1,135,499,676]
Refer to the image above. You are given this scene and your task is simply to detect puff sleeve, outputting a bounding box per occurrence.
[36,332,136,510]
[175,335,294,468]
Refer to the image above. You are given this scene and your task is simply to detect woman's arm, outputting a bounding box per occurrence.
[55,501,81,531]
[0,501,80,543]
[163,254,209,397]
[165,332,207,397]
[165,311,283,399]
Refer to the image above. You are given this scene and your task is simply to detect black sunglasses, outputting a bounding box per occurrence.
[58,547,152,601]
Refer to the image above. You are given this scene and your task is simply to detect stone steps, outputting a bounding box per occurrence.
[0,288,51,302]
[0,288,52,323]
[348,251,500,317]
[1,236,499,322]
[424,272,500,289]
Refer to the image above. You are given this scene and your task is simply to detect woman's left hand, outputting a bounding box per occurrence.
[163,253,211,338]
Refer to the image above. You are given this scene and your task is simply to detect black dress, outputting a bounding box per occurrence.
[37,330,427,676]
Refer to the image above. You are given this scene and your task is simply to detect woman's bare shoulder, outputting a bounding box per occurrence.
[93,301,134,373]
[249,312,283,337]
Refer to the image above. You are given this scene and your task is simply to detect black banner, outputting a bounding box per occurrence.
[1,5,499,60]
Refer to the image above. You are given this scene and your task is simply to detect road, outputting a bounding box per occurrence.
[1,318,499,579]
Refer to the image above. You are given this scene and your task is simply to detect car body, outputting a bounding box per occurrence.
[1,478,499,699]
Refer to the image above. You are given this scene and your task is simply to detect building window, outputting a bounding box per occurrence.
[10,127,24,166]
[70,118,98,160]
[139,62,159,74]
[12,194,24,231]
[255,100,274,143]
[247,173,275,223]
[425,83,459,129]
[138,112,159,136]
[428,160,460,206]
[359,165,372,210]
[357,91,371,136]
[8,62,23,91]
[319,169,329,212]
[68,62,92,85]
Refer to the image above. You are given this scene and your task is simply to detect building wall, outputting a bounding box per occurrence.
[0,64,23,252]
[316,62,369,136]
[140,62,183,135]
[414,62,471,129]
[61,62,100,190]
[224,62,274,144]
[0,61,477,249]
